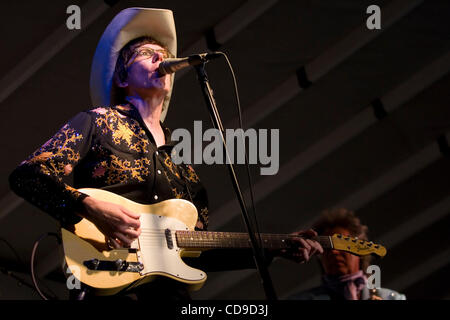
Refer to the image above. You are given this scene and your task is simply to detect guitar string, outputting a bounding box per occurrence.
[137,236,326,246]
[118,239,372,251]
[137,232,340,245]
[137,233,344,245]
[134,231,359,243]
[140,229,336,239]
[137,234,316,244]
[139,229,334,240]
[136,234,354,243]
[135,239,372,251]
[139,229,358,241]
[115,230,370,249]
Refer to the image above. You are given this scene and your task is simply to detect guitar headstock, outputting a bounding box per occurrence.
[330,234,386,257]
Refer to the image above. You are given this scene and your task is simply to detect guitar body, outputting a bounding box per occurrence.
[62,188,207,296]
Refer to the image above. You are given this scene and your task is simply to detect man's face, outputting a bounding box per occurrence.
[320,226,361,276]
[122,43,171,95]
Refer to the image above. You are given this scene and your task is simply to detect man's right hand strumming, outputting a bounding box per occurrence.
[80,196,141,248]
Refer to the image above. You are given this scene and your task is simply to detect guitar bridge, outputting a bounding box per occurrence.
[83,258,144,272]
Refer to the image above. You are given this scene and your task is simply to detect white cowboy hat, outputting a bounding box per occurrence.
[90,7,177,122]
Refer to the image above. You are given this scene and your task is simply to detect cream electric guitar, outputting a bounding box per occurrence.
[62,188,387,296]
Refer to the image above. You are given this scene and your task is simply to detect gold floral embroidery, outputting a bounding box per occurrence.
[95,109,148,153]
[38,163,53,177]
[28,152,53,163]
[171,187,185,199]
[199,207,209,228]
[102,155,151,184]
[64,185,83,199]
[163,153,181,179]
[26,124,83,176]
[113,122,134,146]
[184,165,200,183]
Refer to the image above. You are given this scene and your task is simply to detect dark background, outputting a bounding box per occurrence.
[0,0,449,300]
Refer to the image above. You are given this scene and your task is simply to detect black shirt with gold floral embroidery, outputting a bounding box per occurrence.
[9,104,209,229]
[9,104,272,276]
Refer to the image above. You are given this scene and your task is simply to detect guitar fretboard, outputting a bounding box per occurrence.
[175,231,332,250]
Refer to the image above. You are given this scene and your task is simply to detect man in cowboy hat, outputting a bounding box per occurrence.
[9,8,322,300]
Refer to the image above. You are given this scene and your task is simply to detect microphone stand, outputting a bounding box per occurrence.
[194,62,277,300]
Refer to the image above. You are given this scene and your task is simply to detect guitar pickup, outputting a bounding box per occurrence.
[165,228,174,249]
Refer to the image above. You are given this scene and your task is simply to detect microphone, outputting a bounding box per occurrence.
[158,52,222,76]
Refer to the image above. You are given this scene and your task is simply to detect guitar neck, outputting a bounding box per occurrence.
[175,231,332,251]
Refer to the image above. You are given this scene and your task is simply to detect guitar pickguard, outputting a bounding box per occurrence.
[136,213,206,282]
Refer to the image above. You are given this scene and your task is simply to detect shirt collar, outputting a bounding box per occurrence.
[113,103,176,149]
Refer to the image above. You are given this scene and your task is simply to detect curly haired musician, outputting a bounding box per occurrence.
[288,208,405,300]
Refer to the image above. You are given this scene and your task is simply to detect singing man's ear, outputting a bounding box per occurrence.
[114,72,128,88]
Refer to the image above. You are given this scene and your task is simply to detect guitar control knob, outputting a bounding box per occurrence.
[115,259,125,271]
[84,258,100,270]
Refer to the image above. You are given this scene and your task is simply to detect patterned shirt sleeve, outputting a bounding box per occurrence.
[179,164,209,230]
[9,111,94,226]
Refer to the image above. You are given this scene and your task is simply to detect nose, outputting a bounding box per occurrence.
[152,51,165,63]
